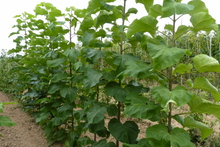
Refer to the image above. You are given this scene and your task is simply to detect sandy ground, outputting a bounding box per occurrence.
[0,91,62,147]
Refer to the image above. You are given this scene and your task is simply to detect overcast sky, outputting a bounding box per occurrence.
[0,0,219,53]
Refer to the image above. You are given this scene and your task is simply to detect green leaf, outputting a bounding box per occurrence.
[77,137,93,147]
[82,31,94,46]
[51,115,68,126]
[175,25,190,39]
[126,8,138,15]
[190,12,217,32]
[193,77,220,101]
[60,86,77,102]
[146,124,170,146]
[149,4,162,18]
[86,0,102,15]
[124,138,152,147]
[36,112,50,123]
[188,0,209,15]
[107,104,118,116]
[188,95,220,119]
[64,49,80,63]
[94,29,106,38]
[184,116,213,140]
[87,105,106,125]
[173,63,193,75]
[147,43,188,70]
[124,93,161,121]
[135,0,154,12]
[51,73,68,83]
[34,6,48,15]
[127,16,158,38]
[152,86,192,108]
[0,115,16,126]
[58,103,73,113]
[108,118,139,144]
[83,69,103,88]
[74,8,86,18]
[84,48,106,61]
[120,59,151,78]
[91,139,116,147]
[100,0,114,10]
[164,24,173,32]
[162,0,194,17]
[89,120,110,138]
[105,81,128,103]
[80,16,94,31]
[0,103,4,113]
[47,58,66,68]
[48,84,60,94]
[193,54,220,73]
[186,79,193,88]
[95,10,118,28]
[146,124,195,147]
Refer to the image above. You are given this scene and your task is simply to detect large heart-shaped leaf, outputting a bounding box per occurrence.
[124,93,161,121]
[108,118,139,144]
[188,0,209,15]
[162,0,194,17]
[190,12,217,32]
[147,43,188,70]
[152,86,193,108]
[146,124,195,147]
[184,116,213,140]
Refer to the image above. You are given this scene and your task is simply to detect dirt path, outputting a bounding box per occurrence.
[0,91,62,147]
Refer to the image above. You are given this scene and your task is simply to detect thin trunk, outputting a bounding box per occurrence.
[116,1,126,147]
[69,15,75,132]
[168,13,176,133]
[209,36,212,57]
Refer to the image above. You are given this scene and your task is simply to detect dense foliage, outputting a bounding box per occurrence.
[1,0,220,146]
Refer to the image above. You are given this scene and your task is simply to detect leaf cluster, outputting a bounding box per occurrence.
[3,0,220,146]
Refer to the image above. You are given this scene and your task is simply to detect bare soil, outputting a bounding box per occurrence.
[0,91,62,147]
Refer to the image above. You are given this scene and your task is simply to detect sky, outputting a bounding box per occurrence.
[0,0,219,53]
